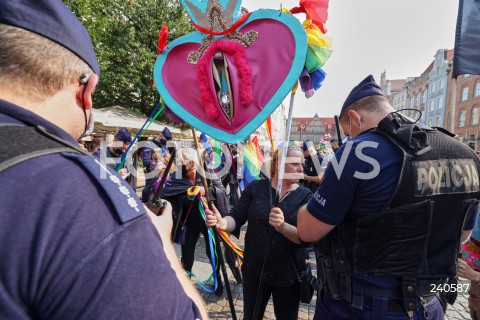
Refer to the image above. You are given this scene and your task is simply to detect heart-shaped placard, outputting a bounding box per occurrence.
[154,10,306,143]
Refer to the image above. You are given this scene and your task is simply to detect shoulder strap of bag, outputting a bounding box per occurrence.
[0,124,88,173]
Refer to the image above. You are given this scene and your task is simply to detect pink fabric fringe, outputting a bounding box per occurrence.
[197,40,253,120]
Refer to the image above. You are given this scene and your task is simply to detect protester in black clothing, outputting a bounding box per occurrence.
[300,139,324,192]
[161,150,230,296]
[221,145,240,207]
[206,147,312,320]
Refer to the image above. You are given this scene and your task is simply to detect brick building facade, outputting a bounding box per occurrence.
[448,74,480,149]
[289,113,338,145]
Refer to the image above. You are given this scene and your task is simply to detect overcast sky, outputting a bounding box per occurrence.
[242,0,459,118]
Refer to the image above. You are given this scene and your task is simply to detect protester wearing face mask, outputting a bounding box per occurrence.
[296,75,480,319]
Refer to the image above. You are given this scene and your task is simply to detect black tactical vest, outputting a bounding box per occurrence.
[329,114,480,280]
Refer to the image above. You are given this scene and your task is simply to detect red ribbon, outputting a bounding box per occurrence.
[157,25,168,54]
[190,12,251,36]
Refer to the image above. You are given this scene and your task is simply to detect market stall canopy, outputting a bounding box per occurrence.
[92,106,182,137]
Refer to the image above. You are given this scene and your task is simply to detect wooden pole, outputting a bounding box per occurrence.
[449,77,457,133]
[191,128,237,320]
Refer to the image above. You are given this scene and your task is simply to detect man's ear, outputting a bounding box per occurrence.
[76,73,99,110]
[347,110,361,126]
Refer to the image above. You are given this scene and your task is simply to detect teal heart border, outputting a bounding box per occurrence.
[154,9,307,143]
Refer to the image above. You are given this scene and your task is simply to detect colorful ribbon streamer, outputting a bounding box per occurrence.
[115,102,164,172]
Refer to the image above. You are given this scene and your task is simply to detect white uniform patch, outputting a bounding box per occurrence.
[415,159,479,196]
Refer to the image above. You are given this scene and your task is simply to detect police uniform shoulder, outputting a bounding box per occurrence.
[61,153,147,223]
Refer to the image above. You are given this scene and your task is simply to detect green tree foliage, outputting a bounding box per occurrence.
[65,0,194,117]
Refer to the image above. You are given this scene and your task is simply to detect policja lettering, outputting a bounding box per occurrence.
[416,159,480,196]
[313,192,326,207]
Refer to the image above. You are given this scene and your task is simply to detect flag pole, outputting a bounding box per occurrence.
[449,77,457,133]
[334,115,343,146]
[191,128,237,320]
[253,82,299,319]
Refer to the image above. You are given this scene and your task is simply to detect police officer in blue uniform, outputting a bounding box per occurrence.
[297,75,480,319]
[141,127,173,188]
[93,127,132,160]
[94,127,133,178]
[0,1,206,319]
[152,127,173,149]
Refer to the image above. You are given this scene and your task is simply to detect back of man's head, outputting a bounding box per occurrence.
[0,0,99,101]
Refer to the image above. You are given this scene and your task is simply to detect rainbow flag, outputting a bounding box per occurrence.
[264,116,275,152]
[243,136,265,184]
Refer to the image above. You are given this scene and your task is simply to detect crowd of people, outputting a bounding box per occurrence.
[3,1,480,320]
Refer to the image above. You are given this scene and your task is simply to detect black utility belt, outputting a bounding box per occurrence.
[362,294,436,313]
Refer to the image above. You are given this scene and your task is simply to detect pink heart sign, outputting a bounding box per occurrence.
[154,9,307,143]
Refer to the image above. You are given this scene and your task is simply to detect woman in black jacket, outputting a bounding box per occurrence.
[206,147,313,319]
[161,150,230,295]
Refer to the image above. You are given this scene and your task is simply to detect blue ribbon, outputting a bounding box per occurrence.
[115,102,162,172]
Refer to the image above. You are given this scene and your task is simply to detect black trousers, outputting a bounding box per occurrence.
[243,273,300,320]
[181,224,222,284]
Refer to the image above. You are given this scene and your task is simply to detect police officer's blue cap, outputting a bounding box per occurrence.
[0,0,100,76]
[302,139,313,152]
[330,138,338,142]
[340,75,384,116]
[162,127,173,140]
[116,128,132,144]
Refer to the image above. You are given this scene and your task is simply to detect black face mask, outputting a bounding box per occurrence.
[181,165,188,176]
[113,148,125,156]
[160,139,167,147]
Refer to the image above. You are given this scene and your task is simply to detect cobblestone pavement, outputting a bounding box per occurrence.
[176,226,471,320]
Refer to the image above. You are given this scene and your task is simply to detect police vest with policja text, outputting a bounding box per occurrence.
[329,117,480,283]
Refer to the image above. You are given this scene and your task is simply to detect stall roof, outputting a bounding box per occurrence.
[92,106,181,136]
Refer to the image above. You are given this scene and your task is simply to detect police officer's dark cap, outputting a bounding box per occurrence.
[340,75,384,116]
[162,127,173,140]
[302,139,313,152]
[116,128,132,144]
[0,0,100,76]
[330,138,338,143]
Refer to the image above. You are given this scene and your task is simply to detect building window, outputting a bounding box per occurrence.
[439,79,444,89]
[437,97,443,109]
[472,107,479,125]
[431,83,436,93]
[422,92,427,103]
[459,110,467,127]
[429,100,435,111]
[475,83,480,97]
[436,116,441,126]
[428,119,433,126]
[462,87,469,101]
